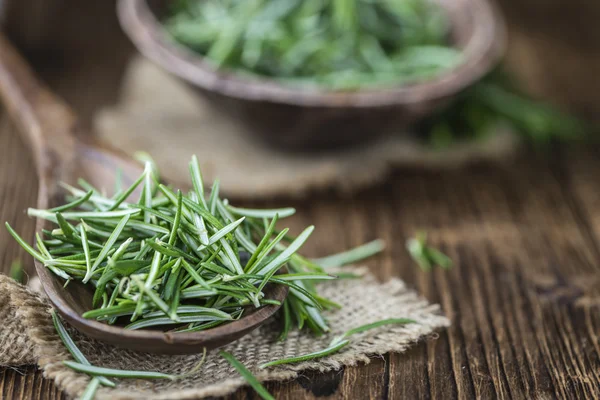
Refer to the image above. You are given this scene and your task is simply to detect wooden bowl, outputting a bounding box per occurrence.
[117,0,506,150]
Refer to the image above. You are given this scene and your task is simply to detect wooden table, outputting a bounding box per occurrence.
[1,1,600,397]
[2,106,600,400]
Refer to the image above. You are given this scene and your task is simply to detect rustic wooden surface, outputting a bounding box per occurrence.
[1,0,600,398]
[3,119,600,399]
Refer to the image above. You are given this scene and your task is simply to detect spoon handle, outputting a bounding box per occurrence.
[0,32,77,193]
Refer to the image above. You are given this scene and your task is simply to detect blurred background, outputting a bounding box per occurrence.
[0,0,598,197]
[2,0,597,123]
[1,2,599,398]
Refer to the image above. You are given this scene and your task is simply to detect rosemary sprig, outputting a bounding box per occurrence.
[261,318,416,368]
[9,259,24,283]
[406,232,452,271]
[314,239,385,268]
[51,310,115,388]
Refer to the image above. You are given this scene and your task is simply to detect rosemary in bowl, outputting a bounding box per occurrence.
[164,0,461,90]
[6,156,379,337]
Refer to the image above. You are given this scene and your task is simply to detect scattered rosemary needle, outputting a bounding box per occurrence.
[260,339,350,369]
[260,318,416,368]
[52,310,115,388]
[63,361,179,380]
[314,239,385,268]
[9,259,24,284]
[406,232,452,271]
[80,377,101,400]
[220,351,274,400]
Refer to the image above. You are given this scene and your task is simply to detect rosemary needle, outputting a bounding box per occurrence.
[330,318,417,346]
[220,351,274,400]
[260,339,350,369]
[63,361,178,380]
[5,222,46,263]
[48,190,94,213]
[315,239,385,268]
[51,311,115,387]
[406,232,452,271]
[262,318,416,368]
[64,350,207,381]
[80,377,100,400]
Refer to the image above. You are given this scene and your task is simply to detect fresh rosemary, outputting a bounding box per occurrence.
[406,232,452,271]
[6,155,386,337]
[416,71,588,147]
[8,155,426,399]
[165,0,460,89]
[220,351,275,400]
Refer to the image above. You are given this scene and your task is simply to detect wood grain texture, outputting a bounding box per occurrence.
[1,0,600,397]
[3,115,600,398]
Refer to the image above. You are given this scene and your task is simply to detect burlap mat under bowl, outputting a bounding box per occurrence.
[95,57,520,199]
[0,267,449,399]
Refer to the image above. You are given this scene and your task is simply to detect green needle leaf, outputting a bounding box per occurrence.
[80,377,101,400]
[169,190,183,246]
[63,360,177,380]
[251,226,314,275]
[260,339,350,369]
[52,310,115,387]
[48,189,93,213]
[198,216,245,250]
[79,224,92,282]
[332,318,416,345]
[220,351,274,400]
[83,214,131,283]
[5,222,46,263]
[189,155,208,209]
[28,208,140,221]
[315,239,385,267]
[226,205,296,219]
[108,172,145,211]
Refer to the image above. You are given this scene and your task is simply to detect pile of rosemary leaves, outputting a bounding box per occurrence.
[6,156,385,338]
[5,155,446,399]
[164,0,460,89]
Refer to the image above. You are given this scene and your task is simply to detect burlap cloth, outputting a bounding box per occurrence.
[95,57,520,199]
[0,267,449,399]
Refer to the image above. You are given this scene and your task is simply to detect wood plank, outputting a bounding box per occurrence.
[3,113,600,399]
[0,117,39,280]
[1,34,600,400]
[0,119,66,399]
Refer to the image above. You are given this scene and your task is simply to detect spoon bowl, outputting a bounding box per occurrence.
[0,33,288,354]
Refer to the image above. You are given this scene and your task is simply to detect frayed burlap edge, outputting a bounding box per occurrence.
[0,275,91,394]
[99,275,447,400]
[0,272,449,399]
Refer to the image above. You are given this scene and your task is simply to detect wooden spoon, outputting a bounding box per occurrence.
[0,33,288,354]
